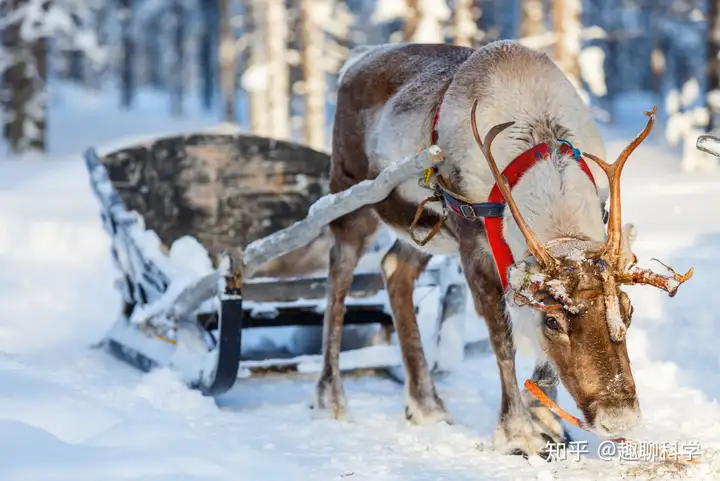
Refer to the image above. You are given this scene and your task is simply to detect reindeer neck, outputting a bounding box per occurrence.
[439,141,606,288]
[496,147,607,261]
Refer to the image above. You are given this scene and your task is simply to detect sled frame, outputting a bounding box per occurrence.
[85,141,461,397]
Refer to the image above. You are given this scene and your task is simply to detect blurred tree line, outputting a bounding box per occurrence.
[0,0,716,168]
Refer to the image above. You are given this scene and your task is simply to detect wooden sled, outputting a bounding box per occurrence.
[84,132,468,396]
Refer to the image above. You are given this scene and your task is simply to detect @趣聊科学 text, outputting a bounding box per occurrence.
[541,440,702,463]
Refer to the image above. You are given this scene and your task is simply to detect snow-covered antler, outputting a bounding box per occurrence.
[618,259,694,298]
[581,107,693,340]
[582,107,693,295]
[583,106,656,270]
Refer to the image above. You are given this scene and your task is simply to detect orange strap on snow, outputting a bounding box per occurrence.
[524,379,584,427]
[524,379,701,465]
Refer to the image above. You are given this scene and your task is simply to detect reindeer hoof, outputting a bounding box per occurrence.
[507,433,560,462]
[494,413,570,461]
[404,390,452,425]
[311,372,347,420]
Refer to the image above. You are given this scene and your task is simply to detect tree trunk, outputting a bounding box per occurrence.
[403,0,450,43]
[521,0,546,38]
[120,0,134,109]
[300,0,326,150]
[266,0,290,140]
[147,15,163,89]
[324,0,351,122]
[1,0,47,154]
[551,0,582,88]
[199,0,217,111]
[245,0,271,135]
[708,0,720,131]
[219,0,237,122]
[68,49,84,83]
[404,0,421,41]
[171,0,186,117]
[90,1,111,93]
[453,0,475,46]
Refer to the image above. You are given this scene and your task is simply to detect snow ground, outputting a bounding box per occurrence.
[1,86,720,480]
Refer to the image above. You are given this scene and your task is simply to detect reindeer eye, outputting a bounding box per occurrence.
[545,315,560,331]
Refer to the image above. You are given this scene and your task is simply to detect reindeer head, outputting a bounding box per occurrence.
[471,104,693,437]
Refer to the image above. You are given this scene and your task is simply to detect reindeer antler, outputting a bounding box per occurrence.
[583,106,657,269]
[470,99,557,268]
[582,107,692,331]
[618,261,694,297]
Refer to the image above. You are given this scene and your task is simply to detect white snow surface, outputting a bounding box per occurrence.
[1,87,720,480]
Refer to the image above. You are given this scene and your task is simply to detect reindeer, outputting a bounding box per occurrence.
[311,40,692,457]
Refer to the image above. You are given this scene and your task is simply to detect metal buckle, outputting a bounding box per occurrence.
[459,204,476,219]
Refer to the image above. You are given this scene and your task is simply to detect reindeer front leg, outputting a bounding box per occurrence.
[523,361,573,447]
[459,233,565,458]
[381,239,449,424]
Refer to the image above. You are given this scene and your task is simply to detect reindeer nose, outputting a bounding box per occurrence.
[593,403,641,437]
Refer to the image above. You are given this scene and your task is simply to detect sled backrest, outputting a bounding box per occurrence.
[99,133,331,260]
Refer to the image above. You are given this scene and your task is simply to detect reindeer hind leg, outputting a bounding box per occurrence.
[311,208,379,419]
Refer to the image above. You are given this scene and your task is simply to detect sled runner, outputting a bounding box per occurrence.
[84,132,467,396]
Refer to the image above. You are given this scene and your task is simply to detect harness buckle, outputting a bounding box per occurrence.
[459,204,477,219]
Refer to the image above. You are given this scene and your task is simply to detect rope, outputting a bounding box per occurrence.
[557,138,582,161]
[524,379,701,465]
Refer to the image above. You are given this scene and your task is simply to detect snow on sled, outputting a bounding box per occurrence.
[84,132,468,397]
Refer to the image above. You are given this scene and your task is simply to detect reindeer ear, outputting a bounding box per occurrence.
[622,223,637,248]
[507,260,540,292]
[598,187,610,205]
[619,223,637,268]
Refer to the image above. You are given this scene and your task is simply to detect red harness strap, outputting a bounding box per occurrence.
[430,98,599,290]
[486,143,597,289]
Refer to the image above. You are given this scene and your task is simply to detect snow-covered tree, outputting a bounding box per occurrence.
[240,0,291,139]
[521,0,546,38]
[578,0,610,120]
[170,0,186,117]
[653,1,714,171]
[551,0,582,89]
[0,0,104,154]
[266,0,290,140]
[119,0,133,109]
[707,0,720,132]
[241,0,269,134]
[198,0,218,111]
[370,0,449,43]
[679,0,720,171]
[299,0,327,151]
[219,0,237,122]
[452,0,476,46]
[403,0,420,40]
[322,0,353,144]
[406,0,450,43]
